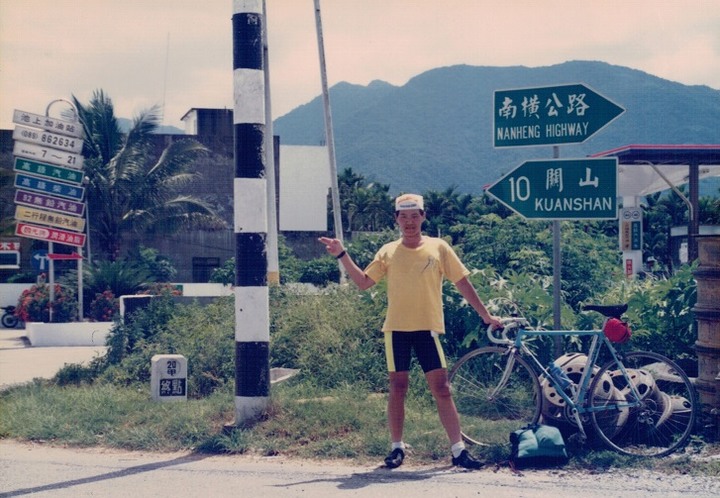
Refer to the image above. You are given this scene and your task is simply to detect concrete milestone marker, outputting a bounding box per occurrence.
[151,354,187,402]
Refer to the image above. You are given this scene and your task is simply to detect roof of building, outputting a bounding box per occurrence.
[591,144,720,196]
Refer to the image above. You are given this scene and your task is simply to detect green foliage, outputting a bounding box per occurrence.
[5,271,37,284]
[103,295,177,368]
[559,222,621,308]
[334,168,394,233]
[81,258,154,299]
[450,215,619,309]
[345,229,398,270]
[100,296,222,393]
[450,214,546,271]
[297,257,340,286]
[597,264,698,360]
[442,269,576,362]
[209,257,235,285]
[131,246,178,282]
[150,297,236,396]
[210,236,305,285]
[270,285,387,391]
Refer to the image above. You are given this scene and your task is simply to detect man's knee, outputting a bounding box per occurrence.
[426,370,452,398]
[389,373,409,394]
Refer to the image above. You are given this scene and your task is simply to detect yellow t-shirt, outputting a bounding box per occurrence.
[364,237,469,333]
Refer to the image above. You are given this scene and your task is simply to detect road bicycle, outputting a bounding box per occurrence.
[1,305,20,329]
[449,303,698,457]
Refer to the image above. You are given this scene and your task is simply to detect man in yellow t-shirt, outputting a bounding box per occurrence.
[319,193,502,470]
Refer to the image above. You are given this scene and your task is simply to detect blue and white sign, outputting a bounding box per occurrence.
[14,173,85,201]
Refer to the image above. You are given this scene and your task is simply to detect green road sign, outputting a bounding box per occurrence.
[13,157,83,185]
[486,158,618,220]
[494,83,624,147]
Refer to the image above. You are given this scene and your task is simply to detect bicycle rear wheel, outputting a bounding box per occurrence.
[2,313,18,329]
[589,351,697,457]
[449,347,541,446]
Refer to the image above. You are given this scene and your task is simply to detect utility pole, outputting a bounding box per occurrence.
[231,0,270,424]
[313,0,346,283]
[263,0,280,285]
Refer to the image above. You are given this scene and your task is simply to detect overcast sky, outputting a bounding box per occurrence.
[1,0,719,131]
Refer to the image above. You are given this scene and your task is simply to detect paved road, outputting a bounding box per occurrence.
[0,328,106,390]
[1,440,719,498]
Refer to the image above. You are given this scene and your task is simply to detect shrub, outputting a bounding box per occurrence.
[88,290,120,322]
[597,264,697,361]
[270,285,387,391]
[140,283,183,296]
[15,281,78,323]
[297,257,340,286]
[100,296,235,397]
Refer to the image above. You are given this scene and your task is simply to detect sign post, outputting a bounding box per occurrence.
[491,83,624,349]
[494,83,624,148]
[11,102,86,321]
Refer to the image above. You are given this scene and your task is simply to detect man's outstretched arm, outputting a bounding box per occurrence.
[318,237,376,290]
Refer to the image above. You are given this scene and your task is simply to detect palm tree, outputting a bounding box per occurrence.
[424,186,466,237]
[334,168,393,233]
[73,90,226,260]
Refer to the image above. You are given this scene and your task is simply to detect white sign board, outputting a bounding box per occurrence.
[13,141,84,169]
[13,125,83,154]
[13,109,83,138]
[279,145,331,231]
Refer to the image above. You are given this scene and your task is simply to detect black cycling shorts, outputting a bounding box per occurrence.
[384,331,447,373]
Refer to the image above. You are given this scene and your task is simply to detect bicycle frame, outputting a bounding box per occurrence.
[493,322,645,438]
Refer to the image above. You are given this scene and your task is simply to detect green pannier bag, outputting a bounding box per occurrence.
[509,424,569,469]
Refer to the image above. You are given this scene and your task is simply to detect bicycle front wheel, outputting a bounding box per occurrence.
[449,347,541,446]
[589,351,697,457]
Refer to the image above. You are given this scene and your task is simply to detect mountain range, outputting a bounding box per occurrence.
[273,60,720,196]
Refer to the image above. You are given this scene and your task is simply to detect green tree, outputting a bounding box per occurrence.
[73,90,226,260]
[423,186,477,238]
[335,168,394,233]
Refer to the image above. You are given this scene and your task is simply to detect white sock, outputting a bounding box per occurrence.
[451,441,465,458]
[391,441,405,451]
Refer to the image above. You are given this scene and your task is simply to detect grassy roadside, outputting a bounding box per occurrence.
[1,378,718,477]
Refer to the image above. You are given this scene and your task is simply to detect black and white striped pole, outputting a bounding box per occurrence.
[232,0,269,423]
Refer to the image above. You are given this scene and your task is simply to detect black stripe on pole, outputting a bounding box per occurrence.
[235,342,270,397]
[232,13,263,70]
[233,124,265,178]
[235,233,267,287]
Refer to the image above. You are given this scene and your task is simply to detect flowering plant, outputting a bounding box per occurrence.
[16,282,78,323]
[141,283,183,296]
[88,290,120,322]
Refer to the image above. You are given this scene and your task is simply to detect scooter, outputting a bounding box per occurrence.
[1,306,20,328]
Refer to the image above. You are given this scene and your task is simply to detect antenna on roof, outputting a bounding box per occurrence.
[161,32,170,126]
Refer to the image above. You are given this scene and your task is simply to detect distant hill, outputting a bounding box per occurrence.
[274,61,720,195]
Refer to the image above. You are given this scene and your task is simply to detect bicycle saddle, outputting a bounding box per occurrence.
[582,303,627,318]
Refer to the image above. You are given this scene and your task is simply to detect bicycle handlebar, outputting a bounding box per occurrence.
[486,317,530,345]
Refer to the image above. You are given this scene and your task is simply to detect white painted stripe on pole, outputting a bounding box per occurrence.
[234,286,270,342]
[234,396,267,420]
[234,178,268,233]
[233,69,265,124]
[233,0,262,14]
